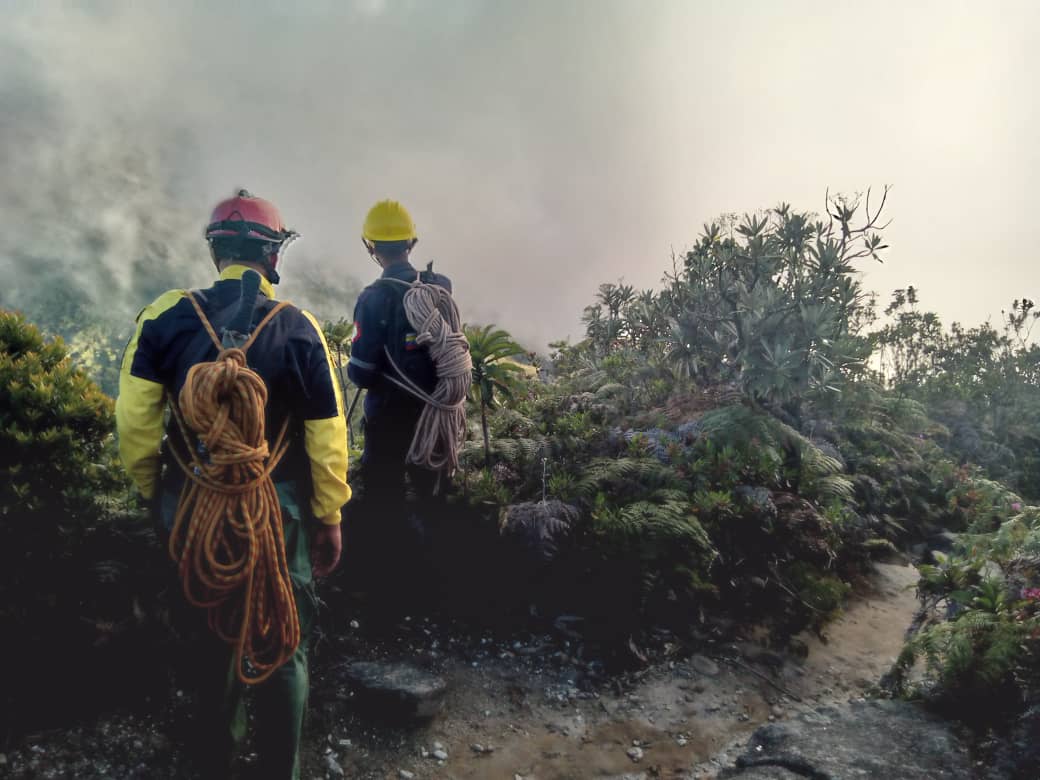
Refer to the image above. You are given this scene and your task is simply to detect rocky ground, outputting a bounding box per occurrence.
[5,559,999,779]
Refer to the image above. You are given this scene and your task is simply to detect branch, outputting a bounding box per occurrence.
[864,184,891,230]
[710,653,805,702]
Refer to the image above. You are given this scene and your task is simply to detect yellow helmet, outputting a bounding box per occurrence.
[362,199,417,243]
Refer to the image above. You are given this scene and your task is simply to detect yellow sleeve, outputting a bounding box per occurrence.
[301,310,352,523]
[114,290,184,498]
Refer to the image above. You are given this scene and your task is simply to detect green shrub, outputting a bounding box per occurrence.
[0,309,128,729]
[946,469,1023,533]
[0,310,117,514]
[894,508,1040,720]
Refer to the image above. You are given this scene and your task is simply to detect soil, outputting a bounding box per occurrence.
[0,561,922,779]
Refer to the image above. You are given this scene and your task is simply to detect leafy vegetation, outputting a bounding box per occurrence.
[0,310,149,732]
[454,190,1039,719]
[464,324,527,467]
[873,289,1040,498]
[4,187,1039,733]
[888,489,1039,722]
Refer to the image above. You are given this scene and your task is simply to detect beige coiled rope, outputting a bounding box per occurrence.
[167,294,300,685]
[381,276,471,480]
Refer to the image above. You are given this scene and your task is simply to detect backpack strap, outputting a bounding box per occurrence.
[184,292,292,355]
[241,301,292,353]
[185,292,223,351]
[172,293,294,482]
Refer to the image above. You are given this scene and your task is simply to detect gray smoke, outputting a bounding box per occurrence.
[1,1,1037,360]
[0,0,671,354]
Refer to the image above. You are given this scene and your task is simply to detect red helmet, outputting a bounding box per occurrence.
[205,189,296,244]
[205,190,297,280]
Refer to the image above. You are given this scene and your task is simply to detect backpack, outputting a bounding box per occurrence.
[373,264,442,402]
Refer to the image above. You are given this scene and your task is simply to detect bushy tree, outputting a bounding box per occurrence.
[0,309,117,525]
[0,309,126,729]
[660,191,889,414]
[571,190,891,425]
[873,293,1040,497]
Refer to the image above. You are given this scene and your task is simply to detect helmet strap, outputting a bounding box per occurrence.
[263,257,281,285]
[362,238,382,268]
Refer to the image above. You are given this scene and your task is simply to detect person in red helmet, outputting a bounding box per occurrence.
[115,190,351,779]
[203,189,296,283]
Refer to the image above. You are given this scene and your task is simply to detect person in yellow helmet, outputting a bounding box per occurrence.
[346,200,454,597]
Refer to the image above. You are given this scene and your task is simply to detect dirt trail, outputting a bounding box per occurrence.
[0,561,920,779]
[318,561,921,780]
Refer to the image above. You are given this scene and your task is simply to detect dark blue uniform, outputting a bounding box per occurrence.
[347,262,452,504]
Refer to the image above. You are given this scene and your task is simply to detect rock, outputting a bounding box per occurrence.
[341,661,448,721]
[718,700,972,779]
[787,639,809,659]
[324,754,345,777]
[984,705,1040,780]
[431,749,448,761]
[553,614,585,640]
[398,771,416,780]
[734,486,776,517]
[690,654,720,677]
[723,769,801,779]
[925,531,960,560]
[626,746,644,762]
[471,743,494,754]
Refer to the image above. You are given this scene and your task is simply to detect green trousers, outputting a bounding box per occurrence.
[170,486,315,780]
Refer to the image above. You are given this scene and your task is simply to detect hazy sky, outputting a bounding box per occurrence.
[1,0,1037,349]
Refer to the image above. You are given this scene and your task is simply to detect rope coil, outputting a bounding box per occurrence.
[167,295,299,685]
[382,277,471,478]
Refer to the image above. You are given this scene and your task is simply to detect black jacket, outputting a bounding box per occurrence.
[347,262,452,421]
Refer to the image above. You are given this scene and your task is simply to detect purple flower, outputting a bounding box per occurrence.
[1011,502,1022,512]
[1023,588,1040,601]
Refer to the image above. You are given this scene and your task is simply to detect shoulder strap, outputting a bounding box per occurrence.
[185,292,292,355]
[373,277,414,290]
[186,292,222,350]
[242,301,292,353]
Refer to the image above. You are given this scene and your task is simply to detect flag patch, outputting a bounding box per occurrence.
[405,332,419,351]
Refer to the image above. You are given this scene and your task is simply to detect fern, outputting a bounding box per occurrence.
[596,499,710,548]
[462,435,547,470]
[591,496,716,610]
[594,382,628,399]
[817,474,855,502]
[569,457,683,502]
[697,405,854,502]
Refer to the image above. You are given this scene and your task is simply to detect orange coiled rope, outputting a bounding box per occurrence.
[167,295,298,685]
